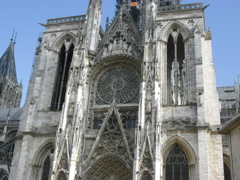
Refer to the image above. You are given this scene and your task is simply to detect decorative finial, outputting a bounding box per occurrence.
[105,17,109,31]
[14,32,17,45]
[11,29,15,42]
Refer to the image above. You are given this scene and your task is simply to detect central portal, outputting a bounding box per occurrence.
[83,155,132,180]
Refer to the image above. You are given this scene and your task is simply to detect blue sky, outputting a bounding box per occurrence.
[0,0,240,106]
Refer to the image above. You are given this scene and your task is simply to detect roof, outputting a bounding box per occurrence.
[0,107,23,121]
[219,114,240,134]
[0,41,18,84]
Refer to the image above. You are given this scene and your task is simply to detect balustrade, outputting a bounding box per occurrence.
[158,3,203,12]
[47,15,86,24]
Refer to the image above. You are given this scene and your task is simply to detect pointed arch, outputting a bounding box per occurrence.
[223,154,231,180]
[162,135,196,164]
[138,135,154,179]
[85,105,133,167]
[31,139,54,166]
[51,32,77,52]
[30,139,54,180]
[5,130,17,142]
[50,41,74,110]
[83,154,132,180]
[166,31,186,105]
[162,136,196,180]
[159,21,191,42]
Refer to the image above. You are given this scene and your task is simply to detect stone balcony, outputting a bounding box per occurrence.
[47,15,86,25]
[158,3,203,12]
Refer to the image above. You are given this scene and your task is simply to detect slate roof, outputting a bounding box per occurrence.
[0,107,22,120]
[0,41,18,84]
[219,114,240,134]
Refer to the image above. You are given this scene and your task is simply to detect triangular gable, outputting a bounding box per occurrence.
[95,6,141,60]
[84,103,133,167]
[139,135,154,172]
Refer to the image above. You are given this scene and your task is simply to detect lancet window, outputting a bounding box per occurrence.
[51,43,74,110]
[165,144,189,180]
[224,163,231,180]
[92,66,139,129]
[167,33,186,105]
[41,156,50,180]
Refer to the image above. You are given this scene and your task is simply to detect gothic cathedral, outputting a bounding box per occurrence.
[10,0,224,179]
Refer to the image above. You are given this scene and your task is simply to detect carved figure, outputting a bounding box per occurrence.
[146,100,151,113]
[171,60,180,105]
[123,41,128,51]
[113,39,117,50]
[119,37,123,50]
[127,44,132,54]
[108,42,113,53]
[198,92,204,106]
[181,59,186,105]
[103,46,108,56]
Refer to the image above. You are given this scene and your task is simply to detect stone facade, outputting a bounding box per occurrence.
[9,0,225,180]
[219,114,240,180]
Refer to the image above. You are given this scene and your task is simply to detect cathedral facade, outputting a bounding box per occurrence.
[9,0,225,179]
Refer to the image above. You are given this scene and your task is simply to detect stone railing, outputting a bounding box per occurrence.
[0,120,20,127]
[47,15,86,25]
[158,3,203,12]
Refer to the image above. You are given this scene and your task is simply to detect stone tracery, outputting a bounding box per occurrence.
[96,66,139,105]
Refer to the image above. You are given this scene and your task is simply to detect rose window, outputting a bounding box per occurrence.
[96,67,139,104]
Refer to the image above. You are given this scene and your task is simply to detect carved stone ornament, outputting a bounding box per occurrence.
[187,19,195,27]
[157,22,163,28]
[96,66,139,105]
[102,31,133,57]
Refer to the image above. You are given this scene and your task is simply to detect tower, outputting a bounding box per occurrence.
[0,35,23,179]
[0,38,22,108]
[10,0,225,180]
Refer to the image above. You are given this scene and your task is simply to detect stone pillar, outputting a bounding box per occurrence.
[13,133,34,180]
[197,127,209,180]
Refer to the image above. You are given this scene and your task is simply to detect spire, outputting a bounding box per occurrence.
[0,36,18,85]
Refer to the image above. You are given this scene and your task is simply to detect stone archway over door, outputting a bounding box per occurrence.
[83,155,132,180]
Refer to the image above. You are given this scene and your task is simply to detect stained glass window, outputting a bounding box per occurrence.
[41,156,50,180]
[166,144,189,180]
[96,67,139,105]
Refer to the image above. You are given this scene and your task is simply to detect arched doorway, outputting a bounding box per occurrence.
[83,154,132,180]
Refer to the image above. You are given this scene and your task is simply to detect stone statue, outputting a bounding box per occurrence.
[119,37,123,50]
[181,59,186,105]
[171,61,176,104]
[171,60,180,105]
[103,46,108,56]
[127,44,132,54]
[108,43,113,53]
[123,41,128,52]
